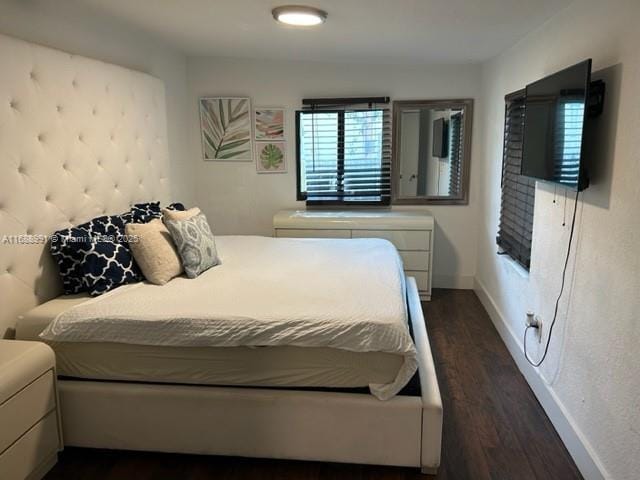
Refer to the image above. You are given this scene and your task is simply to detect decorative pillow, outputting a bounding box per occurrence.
[129,201,161,223]
[80,238,143,296]
[50,226,95,294]
[51,214,143,295]
[51,203,186,294]
[125,202,185,224]
[165,213,219,278]
[125,219,183,285]
[162,206,200,222]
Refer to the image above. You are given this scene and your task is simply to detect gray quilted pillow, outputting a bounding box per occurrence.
[164,213,219,278]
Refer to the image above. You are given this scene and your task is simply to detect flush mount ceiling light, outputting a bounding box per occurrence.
[272,5,327,26]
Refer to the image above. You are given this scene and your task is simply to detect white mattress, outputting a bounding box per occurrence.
[38,236,417,400]
[17,296,403,389]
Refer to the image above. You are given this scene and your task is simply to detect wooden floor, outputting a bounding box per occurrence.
[44,289,582,480]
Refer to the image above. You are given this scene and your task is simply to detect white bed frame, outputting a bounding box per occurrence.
[57,278,442,474]
[0,34,442,474]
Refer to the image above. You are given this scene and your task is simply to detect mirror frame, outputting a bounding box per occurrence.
[391,99,473,205]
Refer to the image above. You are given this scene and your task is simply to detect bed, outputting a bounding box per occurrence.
[0,32,442,474]
[19,235,414,399]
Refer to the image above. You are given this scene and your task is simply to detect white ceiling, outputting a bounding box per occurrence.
[79,0,572,64]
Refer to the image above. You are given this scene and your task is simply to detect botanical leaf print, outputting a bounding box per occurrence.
[260,143,284,169]
[200,98,252,160]
[256,142,286,173]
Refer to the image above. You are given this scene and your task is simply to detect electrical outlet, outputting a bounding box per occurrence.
[536,315,543,343]
[526,312,535,327]
[526,312,543,342]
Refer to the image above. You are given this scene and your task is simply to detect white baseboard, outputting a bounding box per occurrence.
[432,274,474,290]
[473,277,608,480]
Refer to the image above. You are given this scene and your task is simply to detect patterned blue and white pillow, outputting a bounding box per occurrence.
[79,214,142,296]
[51,202,186,295]
[167,202,186,211]
[51,214,143,295]
[123,202,185,224]
[50,226,94,295]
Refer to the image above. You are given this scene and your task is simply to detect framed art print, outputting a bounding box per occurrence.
[256,141,286,173]
[254,108,285,141]
[199,97,252,161]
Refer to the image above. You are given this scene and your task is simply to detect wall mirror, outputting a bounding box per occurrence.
[392,99,473,204]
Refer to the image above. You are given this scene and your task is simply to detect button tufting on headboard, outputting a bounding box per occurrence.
[0,32,171,338]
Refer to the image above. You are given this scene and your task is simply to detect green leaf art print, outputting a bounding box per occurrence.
[200,97,252,161]
[256,142,286,173]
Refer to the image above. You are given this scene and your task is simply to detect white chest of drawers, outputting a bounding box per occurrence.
[273,210,434,300]
[0,340,62,480]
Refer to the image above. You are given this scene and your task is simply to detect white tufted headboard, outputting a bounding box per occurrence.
[0,33,171,337]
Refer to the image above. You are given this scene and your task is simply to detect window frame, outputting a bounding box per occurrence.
[295,106,390,207]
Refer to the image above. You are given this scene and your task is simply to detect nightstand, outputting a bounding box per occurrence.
[0,340,62,480]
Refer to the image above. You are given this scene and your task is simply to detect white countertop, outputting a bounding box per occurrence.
[273,209,434,230]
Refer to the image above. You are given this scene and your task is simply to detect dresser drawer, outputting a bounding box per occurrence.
[399,251,430,271]
[0,411,58,480]
[275,229,351,239]
[0,370,55,453]
[406,271,430,292]
[352,230,430,251]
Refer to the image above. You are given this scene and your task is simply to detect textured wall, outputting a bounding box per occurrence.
[187,57,482,288]
[475,1,640,478]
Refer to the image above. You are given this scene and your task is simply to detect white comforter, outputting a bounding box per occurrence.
[41,235,417,400]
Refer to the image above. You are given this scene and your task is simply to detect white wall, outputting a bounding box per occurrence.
[475,0,640,478]
[0,0,194,205]
[187,57,482,288]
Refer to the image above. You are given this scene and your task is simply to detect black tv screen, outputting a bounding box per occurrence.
[521,59,591,190]
[432,117,448,158]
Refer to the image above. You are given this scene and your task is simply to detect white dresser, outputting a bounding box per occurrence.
[0,340,62,480]
[273,210,434,300]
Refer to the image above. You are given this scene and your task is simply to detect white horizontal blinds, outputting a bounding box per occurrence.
[448,112,463,196]
[497,90,536,270]
[298,98,391,204]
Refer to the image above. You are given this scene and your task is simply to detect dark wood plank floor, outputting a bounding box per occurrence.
[44,289,582,480]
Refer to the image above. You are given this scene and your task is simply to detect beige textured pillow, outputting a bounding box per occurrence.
[125,219,182,285]
[162,207,200,221]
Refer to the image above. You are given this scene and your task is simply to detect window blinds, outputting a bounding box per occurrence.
[448,112,464,196]
[296,97,391,205]
[497,90,536,270]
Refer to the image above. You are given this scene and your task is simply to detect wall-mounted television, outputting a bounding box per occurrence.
[521,59,592,191]
[432,117,448,158]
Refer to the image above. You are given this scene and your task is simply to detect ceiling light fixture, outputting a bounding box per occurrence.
[272,5,327,26]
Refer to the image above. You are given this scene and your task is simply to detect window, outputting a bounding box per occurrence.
[497,90,536,270]
[448,112,464,197]
[296,98,391,205]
